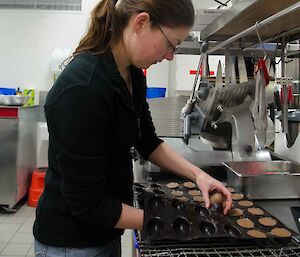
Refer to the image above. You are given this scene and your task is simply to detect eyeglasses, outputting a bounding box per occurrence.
[157,26,178,54]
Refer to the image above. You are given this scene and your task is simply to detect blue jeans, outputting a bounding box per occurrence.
[34,238,121,257]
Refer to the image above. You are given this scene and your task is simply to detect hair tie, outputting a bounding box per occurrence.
[115,0,122,9]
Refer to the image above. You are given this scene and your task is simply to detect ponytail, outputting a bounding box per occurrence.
[73,0,121,56]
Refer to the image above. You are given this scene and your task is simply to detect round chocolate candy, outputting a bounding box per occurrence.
[237,218,254,229]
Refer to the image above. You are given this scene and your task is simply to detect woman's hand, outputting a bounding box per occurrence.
[148,143,232,214]
[195,169,232,215]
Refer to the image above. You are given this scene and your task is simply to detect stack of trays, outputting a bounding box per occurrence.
[134,181,293,244]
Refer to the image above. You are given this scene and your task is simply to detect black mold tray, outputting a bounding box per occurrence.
[133,181,294,244]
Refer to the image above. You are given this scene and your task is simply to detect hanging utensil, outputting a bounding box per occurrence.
[280,77,293,105]
[230,56,237,85]
[265,59,275,104]
[215,60,223,89]
[252,59,269,148]
[225,50,231,87]
[237,51,248,83]
[281,38,288,133]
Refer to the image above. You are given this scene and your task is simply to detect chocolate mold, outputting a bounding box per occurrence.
[172,199,187,210]
[224,224,242,238]
[199,221,217,236]
[148,195,165,210]
[194,205,210,218]
[173,217,191,237]
[135,181,293,244]
[147,217,165,237]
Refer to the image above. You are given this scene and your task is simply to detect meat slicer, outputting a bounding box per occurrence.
[143,77,272,175]
[180,76,272,165]
[143,46,273,173]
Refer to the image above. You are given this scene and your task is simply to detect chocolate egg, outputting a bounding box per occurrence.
[209,192,223,205]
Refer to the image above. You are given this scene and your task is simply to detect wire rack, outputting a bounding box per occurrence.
[137,237,300,257]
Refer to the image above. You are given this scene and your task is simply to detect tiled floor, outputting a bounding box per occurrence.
[0,204,133,257]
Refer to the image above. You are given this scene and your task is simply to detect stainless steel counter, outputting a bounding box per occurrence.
[257,199,300,234]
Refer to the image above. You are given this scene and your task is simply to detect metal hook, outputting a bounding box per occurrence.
[255,21,267,60]
[275,57,293,65]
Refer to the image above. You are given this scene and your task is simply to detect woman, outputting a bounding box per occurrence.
[33,0,232,256]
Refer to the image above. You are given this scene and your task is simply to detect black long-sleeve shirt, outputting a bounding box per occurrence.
[33,52,162,247]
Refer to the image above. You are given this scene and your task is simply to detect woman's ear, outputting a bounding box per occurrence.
[132,12,151,34]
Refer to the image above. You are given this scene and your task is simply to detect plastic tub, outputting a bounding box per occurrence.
[0,87,16,95]
[146,87,166,99]
[27,168,46,207]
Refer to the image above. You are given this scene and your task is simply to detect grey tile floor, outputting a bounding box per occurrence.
[0,204,133,257]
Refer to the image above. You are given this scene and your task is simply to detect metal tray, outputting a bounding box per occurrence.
[224,161,300,199]
[0,95,29,106]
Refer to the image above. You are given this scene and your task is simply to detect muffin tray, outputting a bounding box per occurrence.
[133,181,294,244]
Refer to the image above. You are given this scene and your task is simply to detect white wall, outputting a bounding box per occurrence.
[0,0,219,102]
[0,0,171,102]
[146,60,169,89]
[0,1,98,103]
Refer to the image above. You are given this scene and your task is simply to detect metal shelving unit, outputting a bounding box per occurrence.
[201,0,300,48]
[193,0,300,134]
[178,1,300,56]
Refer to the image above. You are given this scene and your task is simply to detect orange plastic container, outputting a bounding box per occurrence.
[27,168,46,207]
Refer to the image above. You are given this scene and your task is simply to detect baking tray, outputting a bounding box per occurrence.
[134,181,294,245]
[224,161,300,199]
